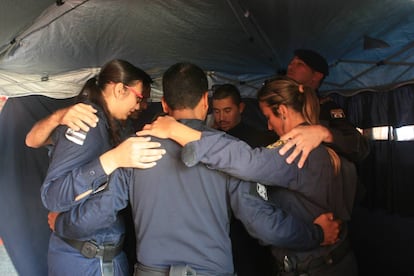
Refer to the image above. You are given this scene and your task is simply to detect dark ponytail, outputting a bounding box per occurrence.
[258,76,340,175]
[75,59,152,145]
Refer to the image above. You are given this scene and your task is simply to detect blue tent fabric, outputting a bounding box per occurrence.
[2,0,414,98]
[331,86,414,275]
[331,85,414,215]
[0,96,75,275]
[332,86,414,129]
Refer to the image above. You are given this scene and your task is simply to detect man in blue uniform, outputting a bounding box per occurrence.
[119,62,338,275]
[52,62,340,276]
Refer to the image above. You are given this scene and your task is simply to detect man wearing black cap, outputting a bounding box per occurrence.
[287,49,329,90]
[285,48,370,164]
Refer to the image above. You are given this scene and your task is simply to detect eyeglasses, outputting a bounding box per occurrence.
[125,86,144,104]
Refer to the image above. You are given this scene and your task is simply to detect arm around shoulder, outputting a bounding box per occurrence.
[229,180,323,250]
[25,109,65,148]
[25,103,98,148]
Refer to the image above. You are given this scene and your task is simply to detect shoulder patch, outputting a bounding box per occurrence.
[267,139,286,149]
[65,128,87,145]
[330,108,345,119]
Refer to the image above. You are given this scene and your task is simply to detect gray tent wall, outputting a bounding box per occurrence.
[0,96,76,275]
[3,1,414,97]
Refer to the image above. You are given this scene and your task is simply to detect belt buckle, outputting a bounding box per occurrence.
[80,240,99,258]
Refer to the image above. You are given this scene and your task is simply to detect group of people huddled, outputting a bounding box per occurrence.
[25,49,369,276]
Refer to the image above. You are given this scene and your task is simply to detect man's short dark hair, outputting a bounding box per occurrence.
[212,84,242,105]
[162,62,208,110]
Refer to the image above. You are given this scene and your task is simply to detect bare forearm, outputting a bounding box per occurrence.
[99,149,120,175]
[25,110,64,148]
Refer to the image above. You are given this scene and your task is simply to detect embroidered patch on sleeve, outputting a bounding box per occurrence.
[65,128,87,145]
[267,139,286,149]
[330,108,345,119]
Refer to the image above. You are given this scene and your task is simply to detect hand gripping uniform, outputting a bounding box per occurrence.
[41,102,128,276]
[52,119,325,276]
[319,96,370,163]
[180,128,360,276]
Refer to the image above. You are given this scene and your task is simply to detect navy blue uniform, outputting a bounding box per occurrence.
[41,103,128,276]
[222,122,277,276]
[181,128,359,275]
[224,121,277,148]
[53,119,323,276]
[319,97,370,163]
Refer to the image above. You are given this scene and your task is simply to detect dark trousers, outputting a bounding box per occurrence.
[230,218,276,276]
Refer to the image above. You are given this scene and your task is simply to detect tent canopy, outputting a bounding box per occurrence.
[1,0,414,99]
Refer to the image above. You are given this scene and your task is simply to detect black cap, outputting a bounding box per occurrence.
[294,49,329,76]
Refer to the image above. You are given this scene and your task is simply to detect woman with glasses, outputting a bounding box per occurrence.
[40,59,165,276]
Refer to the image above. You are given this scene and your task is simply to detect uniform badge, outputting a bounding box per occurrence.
[65,128,87,145]
[256,183,268,201]
[330,108,345,119]
[267,140,286,149]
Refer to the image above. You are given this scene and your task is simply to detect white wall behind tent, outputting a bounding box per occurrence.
[2,0,414,99]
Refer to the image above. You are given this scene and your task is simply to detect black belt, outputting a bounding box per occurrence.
[60,236,124,262]
[134,263,170,276]
[279,238,351,273]
[134,263,234,276]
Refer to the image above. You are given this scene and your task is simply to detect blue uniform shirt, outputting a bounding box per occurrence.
[181,128,357,262]
[41,103,128,276]
[41,103,124,244]
[53,119,323,275]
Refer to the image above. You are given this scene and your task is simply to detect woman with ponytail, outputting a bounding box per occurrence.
[137,76,358,275]
[40,59,166,276]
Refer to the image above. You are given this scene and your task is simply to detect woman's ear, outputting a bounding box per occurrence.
[113,82,125,99]
[278,104,288,119]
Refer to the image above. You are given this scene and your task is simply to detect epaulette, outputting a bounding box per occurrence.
[254,139,288,201]
[267,139,287,149]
